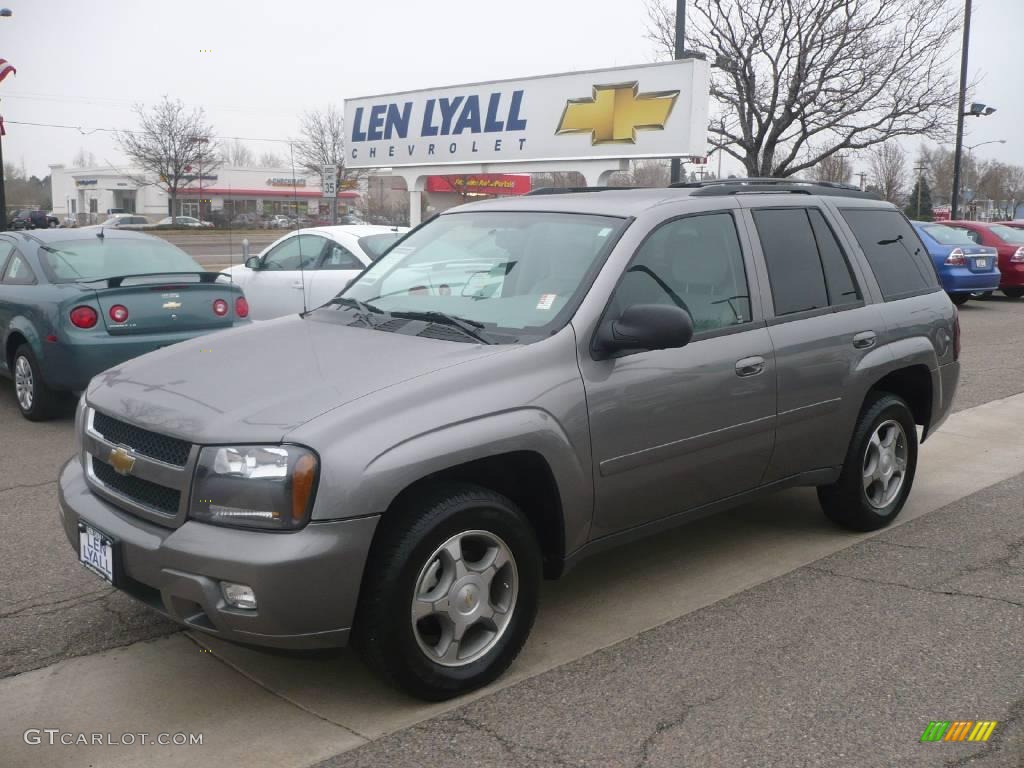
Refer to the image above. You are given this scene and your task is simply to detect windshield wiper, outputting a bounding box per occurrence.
[389,309,492,344]
[322,296,386,325]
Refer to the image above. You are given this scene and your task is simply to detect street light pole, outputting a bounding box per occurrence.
[669,0,686,185]
[950,0,972,220]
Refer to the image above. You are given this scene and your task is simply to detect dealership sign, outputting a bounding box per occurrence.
[344,59,710,169]
[426,174,531,196]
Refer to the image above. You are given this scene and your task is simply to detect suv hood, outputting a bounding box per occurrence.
[86,312,512,444]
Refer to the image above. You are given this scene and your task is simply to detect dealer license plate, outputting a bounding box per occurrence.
[79,523,114,583]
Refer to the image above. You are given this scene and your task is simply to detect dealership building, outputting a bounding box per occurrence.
[48,164,361,225]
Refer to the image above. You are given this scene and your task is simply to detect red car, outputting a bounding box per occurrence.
[943,220,1024,298]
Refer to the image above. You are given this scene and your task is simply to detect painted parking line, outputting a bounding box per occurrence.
[3,391,1024,768]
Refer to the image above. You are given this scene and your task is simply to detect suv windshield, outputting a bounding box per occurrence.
[38,237,203,282]
[337,211,626,340]
[921,224,975,246]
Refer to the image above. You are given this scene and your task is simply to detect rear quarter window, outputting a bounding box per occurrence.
[840,209,939,300]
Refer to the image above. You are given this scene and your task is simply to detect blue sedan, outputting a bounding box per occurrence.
[912,221,1001,305]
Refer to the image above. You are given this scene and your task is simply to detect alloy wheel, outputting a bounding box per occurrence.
[14,356,34,411]
[862,419,908,509]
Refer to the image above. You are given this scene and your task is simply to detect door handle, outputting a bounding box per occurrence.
[735,356,766,378]
[852,331,877,349]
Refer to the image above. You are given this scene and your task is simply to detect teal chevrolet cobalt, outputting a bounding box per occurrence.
[0,228,250,420]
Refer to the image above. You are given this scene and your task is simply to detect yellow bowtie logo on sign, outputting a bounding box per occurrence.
[556,82,679,145]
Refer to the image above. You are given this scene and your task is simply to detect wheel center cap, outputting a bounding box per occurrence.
[456,584,480,615]
[880,453,892,472]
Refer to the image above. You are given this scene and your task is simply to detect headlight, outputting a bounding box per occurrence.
[189,445,319,530]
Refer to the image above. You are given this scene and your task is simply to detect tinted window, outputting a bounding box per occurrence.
[611,213,751,333]
[752,209,828,315]
[2,253,37,285]
[808,209,861,307]
[319,242,362,270]
[262,235,324,270]
[841,209,939,299]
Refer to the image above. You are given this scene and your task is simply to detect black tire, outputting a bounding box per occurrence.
[1002,287,1024,299]
[817,393,918,531]
[949,293,969,306]
[353,483,541,701]
[12,344,62,421]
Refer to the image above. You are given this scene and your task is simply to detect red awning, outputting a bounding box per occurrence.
[426,174,531,196]
[174,188,359,199]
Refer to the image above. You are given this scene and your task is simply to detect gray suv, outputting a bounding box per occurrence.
[58,180,960,700]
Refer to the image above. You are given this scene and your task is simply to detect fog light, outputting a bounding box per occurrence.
[220,582,257,610]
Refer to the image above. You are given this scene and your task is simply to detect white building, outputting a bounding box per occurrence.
[49,164,361,225]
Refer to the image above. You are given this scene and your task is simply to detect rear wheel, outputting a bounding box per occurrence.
[1003,287,1024,299]
[12,344,62,421]
[354,483,541,701]
[949,293,969,306]
[818,393,918,531]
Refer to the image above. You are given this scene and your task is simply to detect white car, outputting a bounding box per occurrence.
[220,225,407,320]
[156,216,214,228]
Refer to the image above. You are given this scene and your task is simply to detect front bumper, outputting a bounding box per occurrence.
[58,457,378,649]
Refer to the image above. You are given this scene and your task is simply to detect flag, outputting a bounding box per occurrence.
[0,58,16,84]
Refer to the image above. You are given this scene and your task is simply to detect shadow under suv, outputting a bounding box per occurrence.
[58,179,960,700]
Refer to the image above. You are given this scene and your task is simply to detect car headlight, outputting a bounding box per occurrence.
[189,445,319,530]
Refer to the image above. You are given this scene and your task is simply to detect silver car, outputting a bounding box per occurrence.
[58,180,960,700]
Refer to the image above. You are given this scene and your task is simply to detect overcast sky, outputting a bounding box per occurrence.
[1,0,1020,181]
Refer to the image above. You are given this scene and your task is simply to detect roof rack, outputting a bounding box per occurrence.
[670,177,879,200]
[525,186,647,196]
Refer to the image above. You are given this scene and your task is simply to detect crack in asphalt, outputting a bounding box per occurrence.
[805,566,1024,610]
[0,479,58,493]
[0,588,113,620]
[443,713,581,768]
[943,695,1023,767]
[633,696,722,768]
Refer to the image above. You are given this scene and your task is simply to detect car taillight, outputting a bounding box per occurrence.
[944,248,966,266]
[1011,246,1024,263]
[109,304,129,323]
[953,309,961,361]
[234,296,249,318]
[212,299,229,316]
[69,306,98,329]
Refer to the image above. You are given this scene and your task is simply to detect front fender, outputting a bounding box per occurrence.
[341,407,593,555]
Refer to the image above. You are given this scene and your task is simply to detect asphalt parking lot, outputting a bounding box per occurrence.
[1,296,1022,767]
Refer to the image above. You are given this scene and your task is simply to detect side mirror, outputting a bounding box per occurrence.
[592,304,694,360]
[244,256,261,270]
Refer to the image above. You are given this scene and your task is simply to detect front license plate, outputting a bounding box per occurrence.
[975,258,987,269]
[79,523,115,584]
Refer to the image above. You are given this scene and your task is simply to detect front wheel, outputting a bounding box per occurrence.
[949,293,970,306]
[354,483,541,701]
[818,393,918,531]
[1003,287,1024,299]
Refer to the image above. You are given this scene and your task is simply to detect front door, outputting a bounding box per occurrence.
[243,233,326,319]
[579,211,777,539]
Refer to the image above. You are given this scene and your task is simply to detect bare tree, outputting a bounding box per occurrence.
[257,151,285,168]
[867,142,907,204]
[219,138,254,167]
[293,105,365,222]
[813,154,853,184]
[530,171,585,190]
[72,148,97,168]
[645,0,960,177]
[116,97,221,217]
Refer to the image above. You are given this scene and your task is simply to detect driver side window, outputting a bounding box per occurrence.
[262,235,325,270]
[612,213,751,334]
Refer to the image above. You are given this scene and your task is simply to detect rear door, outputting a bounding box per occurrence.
[242,233,327,319]
[307,237,366,309]
[744,203,885,482]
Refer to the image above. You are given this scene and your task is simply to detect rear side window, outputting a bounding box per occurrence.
[808,210,861,307]
[841,209,939,299]
[2,252,37,285]
[752,209,829,315]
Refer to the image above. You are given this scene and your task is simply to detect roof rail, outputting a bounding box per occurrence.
[525,186,647,196]
[670,177,879,200]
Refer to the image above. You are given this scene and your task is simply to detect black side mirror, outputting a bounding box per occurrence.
[244,256,261,270]
[592,304,694,360]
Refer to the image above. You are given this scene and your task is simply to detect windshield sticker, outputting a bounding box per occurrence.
[597,227,613,237]
[536,293,557,310]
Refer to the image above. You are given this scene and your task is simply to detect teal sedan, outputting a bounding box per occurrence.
[0,228,250,420]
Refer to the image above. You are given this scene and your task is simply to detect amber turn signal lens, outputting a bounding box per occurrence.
[291,453,317,522]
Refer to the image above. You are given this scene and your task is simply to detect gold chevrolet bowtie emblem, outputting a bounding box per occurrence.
[162,301,182,309]
[556,82,679,145]
[108,447,136,476]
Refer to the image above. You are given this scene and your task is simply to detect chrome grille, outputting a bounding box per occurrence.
[91,457,181,515]
[92,411,191,466]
